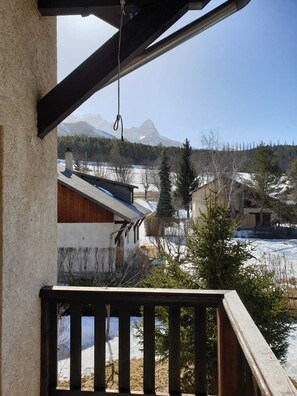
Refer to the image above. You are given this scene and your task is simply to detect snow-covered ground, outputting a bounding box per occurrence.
[58,317,143,380]
[240,237,297,379]
[239,237,297,280]
[57,315,297,382]
[284,323,297,380]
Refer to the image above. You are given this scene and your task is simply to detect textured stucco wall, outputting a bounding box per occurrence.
[58,223,138,250]
[57,223,139,273]
[0,1,57,394]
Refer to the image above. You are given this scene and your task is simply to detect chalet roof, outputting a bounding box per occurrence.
[57,165,150,222]
[192,172,248,193]
[192,172,291,206]
[73,171,138,205]
[73,171,138,190]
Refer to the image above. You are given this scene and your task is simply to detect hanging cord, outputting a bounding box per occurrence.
[113,0,126,141]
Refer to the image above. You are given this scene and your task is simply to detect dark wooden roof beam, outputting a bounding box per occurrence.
[189,0,211,10]
[37,0,189,138]
[105,0,252,86]
[38,0,210,16]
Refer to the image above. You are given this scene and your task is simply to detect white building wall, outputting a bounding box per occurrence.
[58,223,114,248]
[125,225,140,250]
[57,222,140,275]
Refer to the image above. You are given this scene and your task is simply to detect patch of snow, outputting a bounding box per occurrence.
[96,186,114,197]
[284,324,297,380]
[58,317,143,380]
[241,238,297,275]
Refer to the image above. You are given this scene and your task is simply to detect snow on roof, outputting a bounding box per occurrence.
[57,164,151,222]
[196,172,290,199]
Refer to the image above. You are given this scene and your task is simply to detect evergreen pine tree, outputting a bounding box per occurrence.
[188,195,250,289]
[175,138,197,218]
[144,195,291,393]
[190,196,290,360]
[156,149,175,217]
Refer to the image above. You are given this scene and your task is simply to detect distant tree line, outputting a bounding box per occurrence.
[58,136,179,168]
[58,135,297,173]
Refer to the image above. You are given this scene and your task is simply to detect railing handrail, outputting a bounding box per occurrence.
[40,286,228,306]
[223,290,297,395]
[40,286,297,396]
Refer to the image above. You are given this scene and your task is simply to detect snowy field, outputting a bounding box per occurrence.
[240,238,297,379]
[239,237,297,284]
[57,316,297,382]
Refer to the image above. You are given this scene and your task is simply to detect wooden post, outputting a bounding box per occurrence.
[217,302,241,396]
[40,298,57,396]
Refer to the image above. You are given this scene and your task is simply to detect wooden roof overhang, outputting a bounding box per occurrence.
[37,0,251,138]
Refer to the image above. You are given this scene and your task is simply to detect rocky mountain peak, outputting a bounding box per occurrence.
[61,114,181,147]
[138,120,160,138]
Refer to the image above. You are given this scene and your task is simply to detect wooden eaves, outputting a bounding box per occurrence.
[37,0,251,139]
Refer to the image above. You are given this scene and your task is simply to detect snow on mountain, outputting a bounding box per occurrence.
[63,114,182,147]
[58,121,116,139]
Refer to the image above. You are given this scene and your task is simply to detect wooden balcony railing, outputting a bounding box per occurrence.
[40,286,297,396]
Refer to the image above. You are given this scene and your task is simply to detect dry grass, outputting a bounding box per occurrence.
[58,358,297,392]
[58,358,169,392]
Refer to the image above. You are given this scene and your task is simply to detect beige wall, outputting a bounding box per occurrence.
[57,222,140,273]
[0,1,57,394]
[192,184,276,230]
[192,185,209,223]
[58,223,115,249]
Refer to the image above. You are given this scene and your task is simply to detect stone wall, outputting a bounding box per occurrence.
[0,0,57,394]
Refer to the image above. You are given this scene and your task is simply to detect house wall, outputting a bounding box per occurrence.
[58,223,114,249]
[241,208,275,229]
[192,183,276,230]
[0,2,57,395]
[113,216,140,252]
[241,213,256,229]
[192,186,208,223]
[192,185,256,227]
[57,221,140,274]
[58,223,115,273]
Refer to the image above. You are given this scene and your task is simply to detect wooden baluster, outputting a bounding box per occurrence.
[119,308,130,393]
[70,303,82,390]
[94,303,106,391]
[195,307,207,396]
[169,306,180,395]
[143,306,155,394]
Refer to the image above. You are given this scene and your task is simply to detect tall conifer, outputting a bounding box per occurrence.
[156,149,175,217]
[175,138,197,217]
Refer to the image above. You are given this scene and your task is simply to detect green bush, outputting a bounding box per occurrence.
[142,195,292,393]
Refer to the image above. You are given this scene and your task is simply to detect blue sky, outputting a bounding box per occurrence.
[58,0,297,148]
